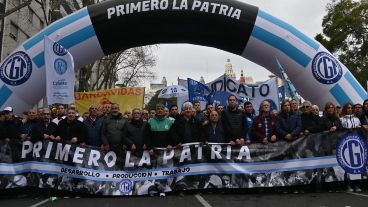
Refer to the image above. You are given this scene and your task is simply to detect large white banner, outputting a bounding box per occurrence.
[207,75,279,112]
[45,36,75,105]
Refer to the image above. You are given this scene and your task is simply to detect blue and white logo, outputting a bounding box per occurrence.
[336,133,368,174]
[312,52,343,84]
[54,58,67,75]
[118,179,132,195]
[0,51,32,86]
[53,42,67,56]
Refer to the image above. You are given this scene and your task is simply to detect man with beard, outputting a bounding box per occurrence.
[101,103,127,152]
[170,102,201,144]
[169,105,180,120]
[52,108,87,145]
[123,108,146,155]
[221,95,248,145]
[144,104,174,155]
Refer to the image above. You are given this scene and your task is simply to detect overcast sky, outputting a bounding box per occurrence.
[147,0,330,87]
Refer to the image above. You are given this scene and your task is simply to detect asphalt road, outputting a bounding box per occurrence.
[1,191,368,207]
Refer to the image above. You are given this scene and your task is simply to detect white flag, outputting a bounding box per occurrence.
[44,36,75,105]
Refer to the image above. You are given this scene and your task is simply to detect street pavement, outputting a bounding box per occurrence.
[1,191,368,207]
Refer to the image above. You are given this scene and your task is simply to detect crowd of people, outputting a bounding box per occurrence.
[1,96,368,153]
[1,95,368,195]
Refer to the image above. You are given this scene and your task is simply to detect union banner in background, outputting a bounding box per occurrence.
[75,87,145,114]
[44,36,75,105]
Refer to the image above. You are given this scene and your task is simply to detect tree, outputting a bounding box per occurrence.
[78,46,157,91]
[315,0,368,86]
[34,0,157,92]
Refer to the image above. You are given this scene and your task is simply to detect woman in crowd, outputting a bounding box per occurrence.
[340,103,361,129]
[252,100,277,144]
[275,100,302,141]
[320,102,342,132]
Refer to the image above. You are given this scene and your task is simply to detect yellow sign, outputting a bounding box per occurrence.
[75,87,145,114]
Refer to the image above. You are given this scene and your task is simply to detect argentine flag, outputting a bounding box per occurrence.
[44,36,75,105]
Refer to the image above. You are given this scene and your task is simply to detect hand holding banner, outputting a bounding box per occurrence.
[44,36,75,105]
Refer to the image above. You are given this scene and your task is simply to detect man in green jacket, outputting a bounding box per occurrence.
[144,104,174,155]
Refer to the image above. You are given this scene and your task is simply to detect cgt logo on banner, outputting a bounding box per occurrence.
[336,133,368,174]
[311,52,343,85]
[119,179,133,195]
[0,51,32,86]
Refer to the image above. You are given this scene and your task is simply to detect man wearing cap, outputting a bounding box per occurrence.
[300,101,322,136]
[1,107,22,143]
[144,103,175,155]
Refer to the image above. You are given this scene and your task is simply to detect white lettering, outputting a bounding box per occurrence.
[21,141,33,158]
[33,141,42,158]
[73,147,85,164]
[211,144,222,159]
[88,150,100,166]
[55,143,71,161]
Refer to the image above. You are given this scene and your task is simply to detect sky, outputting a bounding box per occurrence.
[148,0,330,86]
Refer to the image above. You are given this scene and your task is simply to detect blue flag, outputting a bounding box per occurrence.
[187,78,211,102]
[275,58,297,100]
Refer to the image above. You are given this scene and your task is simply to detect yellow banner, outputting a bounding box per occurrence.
[75,87,145,114]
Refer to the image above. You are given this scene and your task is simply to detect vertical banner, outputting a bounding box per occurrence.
[44,36,75,105]
[75,87,144,114]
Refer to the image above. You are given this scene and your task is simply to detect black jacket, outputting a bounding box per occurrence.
[170,115,201,144]
[20,118,43,142]
[53,119,87,144]
[221,108,248,141]
[123,119,146,151]
[320,114,343,131]
[301,113,322,133]
[201,122,226,143]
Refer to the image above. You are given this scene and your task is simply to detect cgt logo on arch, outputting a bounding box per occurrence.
[0,51,32,86]
[337,133,368,174]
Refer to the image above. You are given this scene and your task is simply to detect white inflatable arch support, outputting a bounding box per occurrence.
[0,0,366,113]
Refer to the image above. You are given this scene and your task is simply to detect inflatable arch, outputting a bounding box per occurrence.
[0,0,366,113]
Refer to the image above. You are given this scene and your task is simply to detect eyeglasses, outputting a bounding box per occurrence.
[302,106,311,108]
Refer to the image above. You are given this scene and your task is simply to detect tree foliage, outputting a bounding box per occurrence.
[315,0,368,86]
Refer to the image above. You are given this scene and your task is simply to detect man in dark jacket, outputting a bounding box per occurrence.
[84,105,104,147]
[201,110,225,143]
[300,101,322,135]
[101,103,126,152]
[276,100,302,141]
[19,108,43,142]
[2,106,22,143]
[170,102,201,144]
[221,95,248,145]
[38,108,57,141]
[123,108,146,154]
[53,108,87,145]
